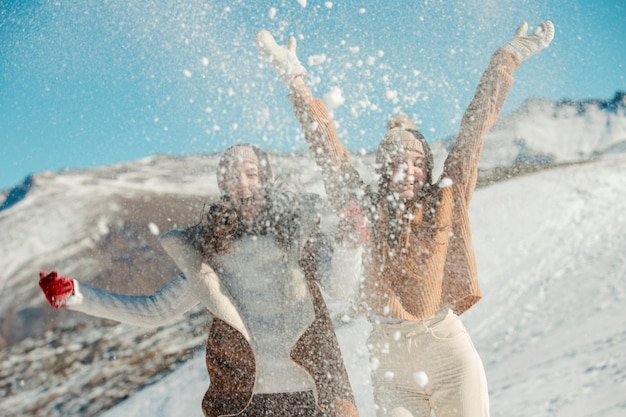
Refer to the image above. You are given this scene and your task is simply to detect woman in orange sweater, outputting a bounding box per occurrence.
[256,21,554,417]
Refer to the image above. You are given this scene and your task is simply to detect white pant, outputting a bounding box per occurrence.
[367,310,489,417]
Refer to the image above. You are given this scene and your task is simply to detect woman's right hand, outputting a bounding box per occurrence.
[39,270,74,309]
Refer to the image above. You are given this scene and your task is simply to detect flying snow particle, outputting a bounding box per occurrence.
[384,371,395,380]
[268,7,277,19]
[323,86,345,109]
[183,69,192,78]
[307,54,327,66]
[439,177,453,188]
[391,407,414,417]
[324,2,333,9]
[296,0,307,7]
[413,371,428,387]
[148,222,160,236]
[385,89,399,103]
[97,218,109,235]
[201,57,209,66]
[392,170,406,184]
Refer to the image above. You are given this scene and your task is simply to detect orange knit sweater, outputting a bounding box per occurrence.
[289,48,520,320]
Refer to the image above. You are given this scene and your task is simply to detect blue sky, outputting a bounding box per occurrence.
[1,0,624,190]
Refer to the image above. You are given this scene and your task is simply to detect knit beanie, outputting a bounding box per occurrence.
[217,144,274,193]
[375,129,422,166]
[375,116,433,186]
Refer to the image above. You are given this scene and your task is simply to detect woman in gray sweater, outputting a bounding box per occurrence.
[39,143,360,417]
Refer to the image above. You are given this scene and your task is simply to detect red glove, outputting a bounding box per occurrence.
[336,198,368,247]
[39,270,74,309]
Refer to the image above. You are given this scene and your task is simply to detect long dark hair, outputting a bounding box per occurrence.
[373,117,436,244]
[375,129,435,205]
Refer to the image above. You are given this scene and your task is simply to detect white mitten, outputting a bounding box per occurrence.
[504,20,555,62]
[255,29,306,87]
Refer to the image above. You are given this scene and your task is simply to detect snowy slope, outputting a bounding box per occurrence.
[468,154,626,417]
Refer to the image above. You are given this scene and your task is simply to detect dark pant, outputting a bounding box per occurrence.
[239,391,331,417]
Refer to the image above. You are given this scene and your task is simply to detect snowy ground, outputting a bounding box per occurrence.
[100,153,626,417]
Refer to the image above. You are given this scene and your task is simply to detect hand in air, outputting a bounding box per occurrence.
[505,20,555,62]
[39,270,74,309]
[255,29,306,86]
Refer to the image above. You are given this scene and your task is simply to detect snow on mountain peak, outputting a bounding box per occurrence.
[479,91,626,170]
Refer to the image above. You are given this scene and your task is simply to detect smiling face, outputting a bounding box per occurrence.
[388,144,427,201]
[218,146,265,225]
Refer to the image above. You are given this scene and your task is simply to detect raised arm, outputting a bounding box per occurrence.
[255,30,364,212]
[39,270,199,327]
[443,21,554,202]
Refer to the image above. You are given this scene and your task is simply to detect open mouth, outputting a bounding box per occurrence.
[236,196,256,212]
[235,196,261,221]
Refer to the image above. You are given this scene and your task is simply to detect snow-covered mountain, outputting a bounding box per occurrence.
[2,92,625,417]
[479,91,626,168]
